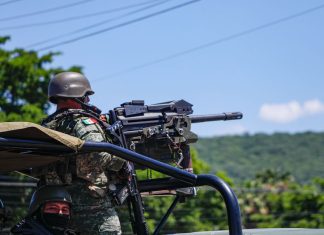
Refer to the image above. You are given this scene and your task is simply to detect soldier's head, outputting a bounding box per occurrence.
[0,199,5,230]
[48,71,94,108]
[28,186,72,231]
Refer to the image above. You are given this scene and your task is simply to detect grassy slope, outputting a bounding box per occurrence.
[193,132,324,183]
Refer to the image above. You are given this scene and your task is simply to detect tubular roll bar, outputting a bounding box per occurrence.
[0,138,243,235]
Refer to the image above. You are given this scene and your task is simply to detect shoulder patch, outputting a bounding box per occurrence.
[82,118,98,125]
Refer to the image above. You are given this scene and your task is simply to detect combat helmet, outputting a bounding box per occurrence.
[48,71,94,104]
[28,185,72,216]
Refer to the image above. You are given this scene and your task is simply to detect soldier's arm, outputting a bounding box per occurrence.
[73,118,125,171]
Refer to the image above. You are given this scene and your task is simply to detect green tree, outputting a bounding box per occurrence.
[0,35,83,227]
[0,36,82,123]
[240,170,324,229]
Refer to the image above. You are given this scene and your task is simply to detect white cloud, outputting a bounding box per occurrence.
[259,99,324,123]
[304,99,324,114]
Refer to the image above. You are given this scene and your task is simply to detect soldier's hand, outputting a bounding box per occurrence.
[117,162,132,181]
[99,114,108,123]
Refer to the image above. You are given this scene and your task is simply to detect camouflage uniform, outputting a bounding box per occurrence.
[41,109,125,235]
[11,218,55,235]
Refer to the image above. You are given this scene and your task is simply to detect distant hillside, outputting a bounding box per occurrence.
[193,132,324,183]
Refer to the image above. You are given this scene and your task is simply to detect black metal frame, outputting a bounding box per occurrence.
[0,138,243,235]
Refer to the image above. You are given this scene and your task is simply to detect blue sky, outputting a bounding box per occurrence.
[1,0,324,137]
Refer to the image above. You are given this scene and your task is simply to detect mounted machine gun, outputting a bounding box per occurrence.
[104,99,242,234]
[107,99,242,168]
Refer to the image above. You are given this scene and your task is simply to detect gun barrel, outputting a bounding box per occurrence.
[190,112,243,123]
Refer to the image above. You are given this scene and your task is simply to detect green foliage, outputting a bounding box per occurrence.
[194,132,324,183]
[0,35,83,227]
[0,36,82,123]
[122,158,324,234]
[240,169,324,229]
[191,147,210,174]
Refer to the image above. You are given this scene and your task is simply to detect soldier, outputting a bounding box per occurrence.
[11,185,75,235]
[40,72,128,234]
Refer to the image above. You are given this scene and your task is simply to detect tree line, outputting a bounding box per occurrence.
[194,132,324,183]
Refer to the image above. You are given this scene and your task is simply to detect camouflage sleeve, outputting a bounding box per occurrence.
[73,118,125,172]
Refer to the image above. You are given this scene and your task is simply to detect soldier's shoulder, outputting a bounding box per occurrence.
[74,116,103,132]
[79,117,99,125]
[73,115,106,140]
[43,109,83,132]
